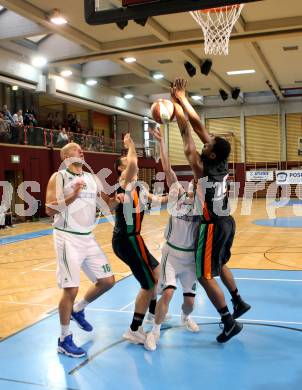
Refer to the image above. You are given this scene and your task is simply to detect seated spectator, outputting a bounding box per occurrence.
[56,127,69,147]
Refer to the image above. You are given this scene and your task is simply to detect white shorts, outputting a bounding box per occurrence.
[53,229,113,288]
[158,243,197,294]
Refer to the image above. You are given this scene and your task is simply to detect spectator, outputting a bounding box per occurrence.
[0,208,13,229]
[13,109,23,126]
[11,109,23,144]
[0,111,10,142]
[67,113,77,132]
[56,127,69,147]
[53,112,61,129]
[46,113,54,129]
[98,131,104,151]
[3,105,14,125]
[25,110,41,145]
[24,110,38,127]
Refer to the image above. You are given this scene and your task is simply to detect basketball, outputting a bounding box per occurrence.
[151,99,174,124]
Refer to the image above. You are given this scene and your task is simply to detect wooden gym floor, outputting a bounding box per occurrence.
[0,198,301,339]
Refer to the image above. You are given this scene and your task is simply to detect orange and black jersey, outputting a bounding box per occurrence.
[113,182,147,236]
[200,159,230,222]
[112,182,159,290]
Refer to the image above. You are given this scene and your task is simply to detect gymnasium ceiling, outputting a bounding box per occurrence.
[1,0,302,106]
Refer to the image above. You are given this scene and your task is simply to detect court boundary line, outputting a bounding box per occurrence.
[1,263,301,340]
[68,320,302,375]
[0,273,133,343]
[84,307,302,327]
[0,207,167,246]
[1,271,301,309]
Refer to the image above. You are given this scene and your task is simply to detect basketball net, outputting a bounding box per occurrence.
[190,4,244,55]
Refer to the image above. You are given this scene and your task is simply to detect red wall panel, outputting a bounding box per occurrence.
[0,145,158,217]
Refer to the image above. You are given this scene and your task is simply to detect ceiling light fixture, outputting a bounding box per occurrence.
[227,69,255,75]
[12,86,19,91]
[124,57,136,63]
[124,93,134,99]
[152,72,164,80]
[31,56,47,68]
[86,79,98,86]
[60,70,73,77]
[190,94,202,101]
[49,9,68,25]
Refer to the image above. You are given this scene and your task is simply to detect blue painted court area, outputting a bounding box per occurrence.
[270,199,302,206]
[0,207,163,245]
[0,269,301,390]
[0,216,115,245]
[253,217,302,228]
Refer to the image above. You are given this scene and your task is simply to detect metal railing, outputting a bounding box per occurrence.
[0,126,159,159]
[0,126,121,154]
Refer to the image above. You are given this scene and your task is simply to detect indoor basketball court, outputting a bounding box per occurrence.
[0,0,302,389]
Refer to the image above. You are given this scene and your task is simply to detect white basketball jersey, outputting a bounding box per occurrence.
[53,169,97,234]
[164,192,200,252]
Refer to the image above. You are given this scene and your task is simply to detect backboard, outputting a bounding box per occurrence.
[85,0,261,26]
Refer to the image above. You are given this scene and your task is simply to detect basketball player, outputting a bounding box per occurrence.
[46,142,121,357]
[144,126,200,352]
[172,78,251,343]
[112,133,168,344]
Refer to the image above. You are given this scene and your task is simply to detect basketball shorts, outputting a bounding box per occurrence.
[158,243,197,294]
[112,233,159,290]
[54,229,113,288]
[195,216,236,280]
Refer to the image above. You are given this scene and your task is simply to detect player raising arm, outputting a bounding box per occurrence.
[144,126,200,351]
[172,81,251,343]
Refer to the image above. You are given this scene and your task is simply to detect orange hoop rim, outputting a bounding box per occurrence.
[197,4,242,14]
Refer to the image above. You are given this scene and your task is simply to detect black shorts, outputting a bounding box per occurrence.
[112,234,159,290]
[195,216,235,280]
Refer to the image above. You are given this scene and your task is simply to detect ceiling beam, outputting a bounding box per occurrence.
[235,14,283,100]
[116,59,172,89]
[248,42,283,99]
[0,0,102,51]
[49,26,302,67]
[107,74,151,88]
[144,18,170,42]
[245,16,302,32]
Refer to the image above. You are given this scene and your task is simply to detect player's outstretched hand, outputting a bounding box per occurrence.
[123,133,133,148]
[149,126,162,143]
[173,78,187,101]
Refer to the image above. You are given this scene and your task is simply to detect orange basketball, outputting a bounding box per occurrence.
[151,99,174,124]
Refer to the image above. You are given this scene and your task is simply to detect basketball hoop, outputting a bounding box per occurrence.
[190,4,244,55]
